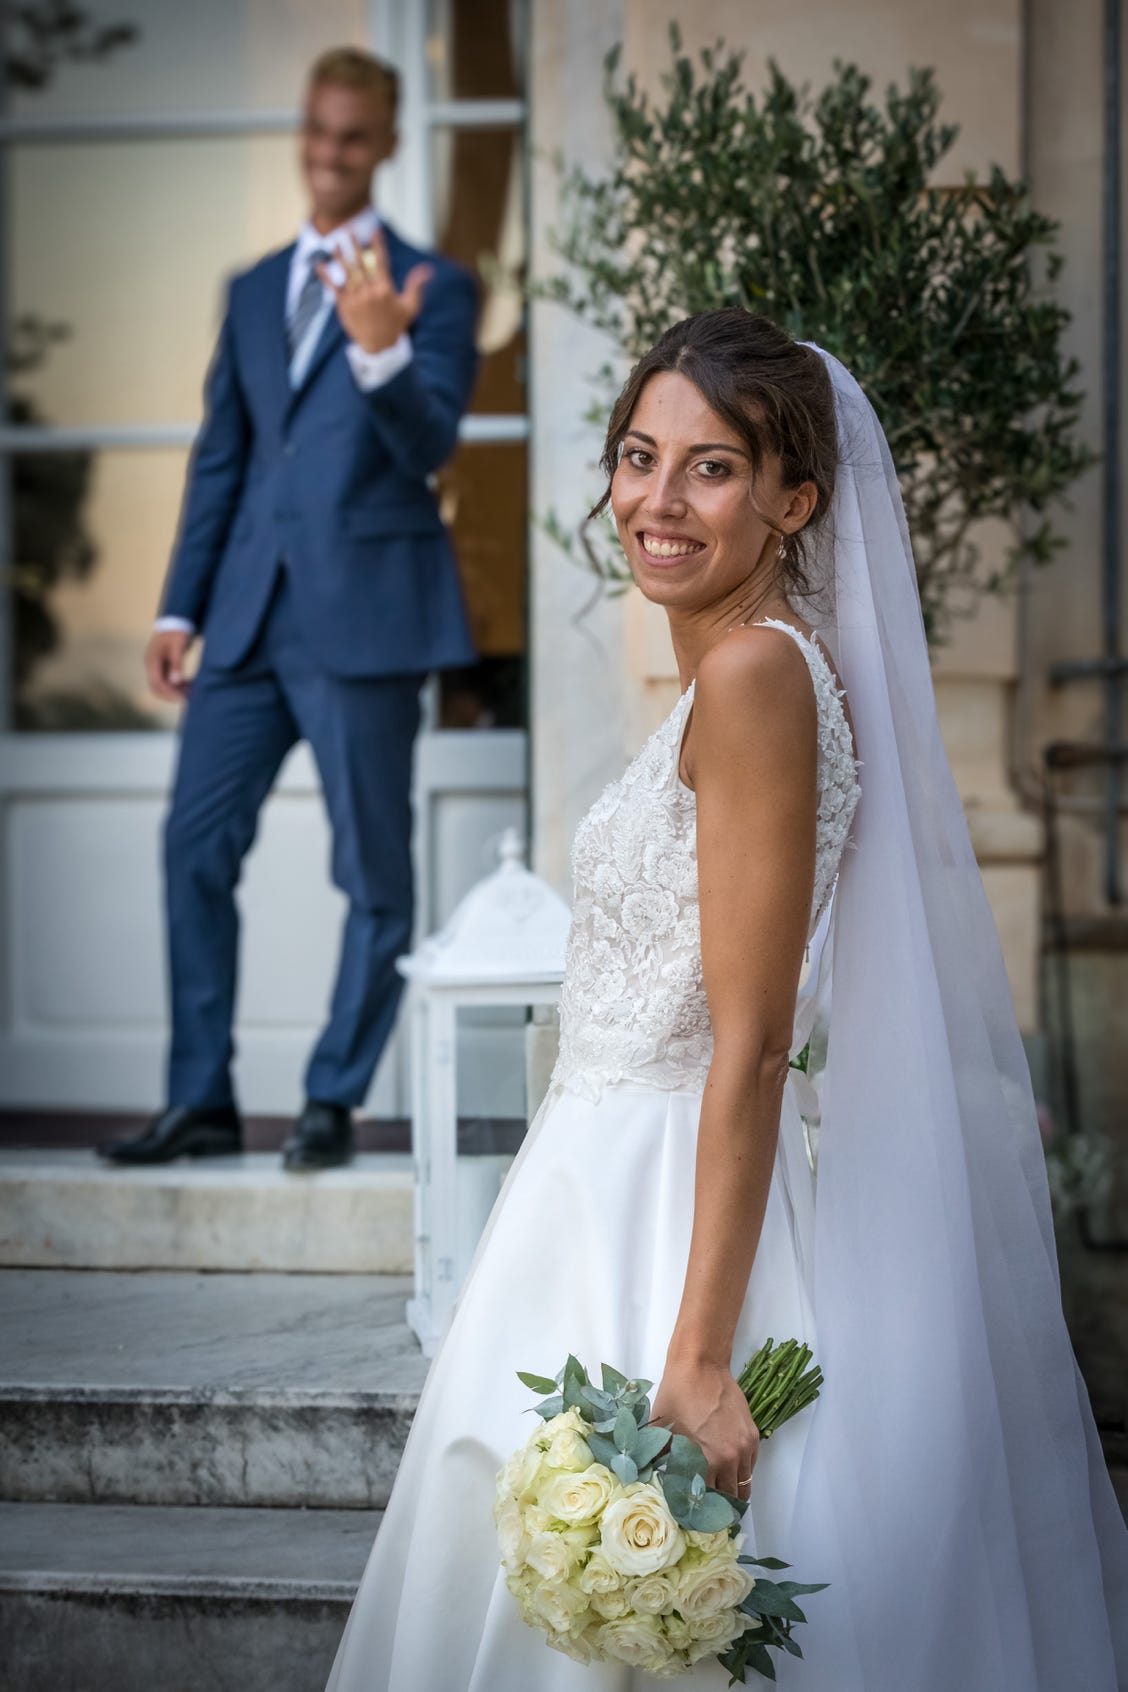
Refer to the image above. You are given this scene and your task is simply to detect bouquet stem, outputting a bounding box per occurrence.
[736,1337,822,1437]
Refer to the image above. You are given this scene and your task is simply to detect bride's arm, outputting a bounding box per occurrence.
[652,627,817,1497]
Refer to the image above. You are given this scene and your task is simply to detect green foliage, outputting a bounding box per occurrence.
[541,24,1095,644]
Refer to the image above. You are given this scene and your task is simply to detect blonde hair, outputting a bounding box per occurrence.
[308,47,399,118]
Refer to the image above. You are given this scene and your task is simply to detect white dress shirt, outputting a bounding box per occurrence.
[156,206,414,637]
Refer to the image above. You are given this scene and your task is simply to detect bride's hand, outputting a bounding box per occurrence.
[651,1359,760,1500]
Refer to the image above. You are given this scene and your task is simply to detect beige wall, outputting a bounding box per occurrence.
[1021,0,1128,915]
[625,0,1021,178]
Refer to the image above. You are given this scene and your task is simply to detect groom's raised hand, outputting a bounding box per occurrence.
[316,228,432,356]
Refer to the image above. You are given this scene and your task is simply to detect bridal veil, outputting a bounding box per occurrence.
[788,344,1128,1688]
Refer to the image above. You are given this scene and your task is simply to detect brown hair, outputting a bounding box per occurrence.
[308,47,400,120]
[592,309,837,601]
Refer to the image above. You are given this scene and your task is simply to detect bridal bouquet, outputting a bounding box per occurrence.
[494,1343,826,1683]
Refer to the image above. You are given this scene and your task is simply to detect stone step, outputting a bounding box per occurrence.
[0,1147,510,1273]
[2,1269,429,1508]
[0,1500,379,1692]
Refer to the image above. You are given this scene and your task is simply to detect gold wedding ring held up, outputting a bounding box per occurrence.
[359,248,379,279]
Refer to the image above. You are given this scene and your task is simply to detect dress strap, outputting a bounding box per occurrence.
[751,617,856,765]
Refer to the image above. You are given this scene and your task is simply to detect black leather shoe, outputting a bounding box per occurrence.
[281,1100,354,1171]
[96,1104,243,1164]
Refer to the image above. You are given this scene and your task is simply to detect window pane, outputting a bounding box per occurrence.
[11,438,528,733]
[432,126,525,415]
[12,447,187,731]
[7,136,305,428]
[426,0,525,101]
[437,440,526,729]
[7,0,368,121]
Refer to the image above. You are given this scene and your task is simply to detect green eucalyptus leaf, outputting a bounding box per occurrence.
[684,1491,738,1533]
[745,1642,777,1680]
[610,1450,639,1484]
[666,1433,708,1480]
[632,1425,672,1468]
[562,1354,588,1388]
[612,1405,638,1453]
[586,1430,620,1467]
[742,1579,807,1622]
[579,1384,616,1415]
[560,1381,583,1411]
[601,1362,629,1394]
[659,1472,695,1521]
[516,1371,559,1395]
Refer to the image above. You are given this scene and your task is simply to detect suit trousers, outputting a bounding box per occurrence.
[163,569,425,1110]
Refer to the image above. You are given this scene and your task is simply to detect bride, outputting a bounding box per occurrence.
[326,310,1128,1690]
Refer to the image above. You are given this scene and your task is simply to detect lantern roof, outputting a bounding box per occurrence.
[398,827,571,986]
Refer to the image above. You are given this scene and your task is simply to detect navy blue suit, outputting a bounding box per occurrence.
[159,220,479,1111]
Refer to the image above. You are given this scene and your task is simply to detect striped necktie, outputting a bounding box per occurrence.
[287,250,331,358]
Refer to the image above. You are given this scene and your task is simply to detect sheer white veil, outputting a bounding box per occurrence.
[786,344,1128,1688]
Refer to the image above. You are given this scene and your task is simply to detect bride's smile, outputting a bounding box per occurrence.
[604,367,822,681]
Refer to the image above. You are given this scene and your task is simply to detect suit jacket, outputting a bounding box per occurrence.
[159,220,480,677]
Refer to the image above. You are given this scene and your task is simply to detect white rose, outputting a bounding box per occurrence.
[541,1462,618,1524]
[496,1433,548,1504]
[541,1406,587,1442]
[495,1500,530,1572]
[545,1423,594,1472]
[525,1527,590,1583]
[593,1613,676,1673]
[676,1545,755,1619]
[599,1481,686,1576]
[685,1609,752,1663]
[664,1612,694,1651]
[647,1655,691,1681]
[504,1568,539,1625]
[545,1624,598,1665]
[577,1549,623,1596]
[531,1577,590,1635]
[625,1569,679,1614]
[590,1584,633,1619]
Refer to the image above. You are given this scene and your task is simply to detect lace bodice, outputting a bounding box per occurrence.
[548,620,862,1104]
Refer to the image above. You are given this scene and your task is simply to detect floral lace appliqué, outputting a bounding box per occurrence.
[549,622,862,1104]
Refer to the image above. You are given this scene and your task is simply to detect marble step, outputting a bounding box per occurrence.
[0,1147,510,1273]
[2,1269,430,1508]
[0,1500,379,1692]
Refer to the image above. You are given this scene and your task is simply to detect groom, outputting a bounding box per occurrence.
[97,48,479,1171]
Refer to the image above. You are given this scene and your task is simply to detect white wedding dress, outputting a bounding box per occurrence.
[325,619,863,1691]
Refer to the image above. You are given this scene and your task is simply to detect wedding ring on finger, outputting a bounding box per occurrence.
[359,249,379,279]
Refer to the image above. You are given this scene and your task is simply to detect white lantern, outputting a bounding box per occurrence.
[396,827,571,1356]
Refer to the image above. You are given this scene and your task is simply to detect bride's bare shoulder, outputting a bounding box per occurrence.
[684,625,818,792]
[695,621,818,709]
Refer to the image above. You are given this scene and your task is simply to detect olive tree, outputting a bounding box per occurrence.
[540,26,1093,644]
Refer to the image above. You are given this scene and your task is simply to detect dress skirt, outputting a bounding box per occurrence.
[324,1075,820,1692]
